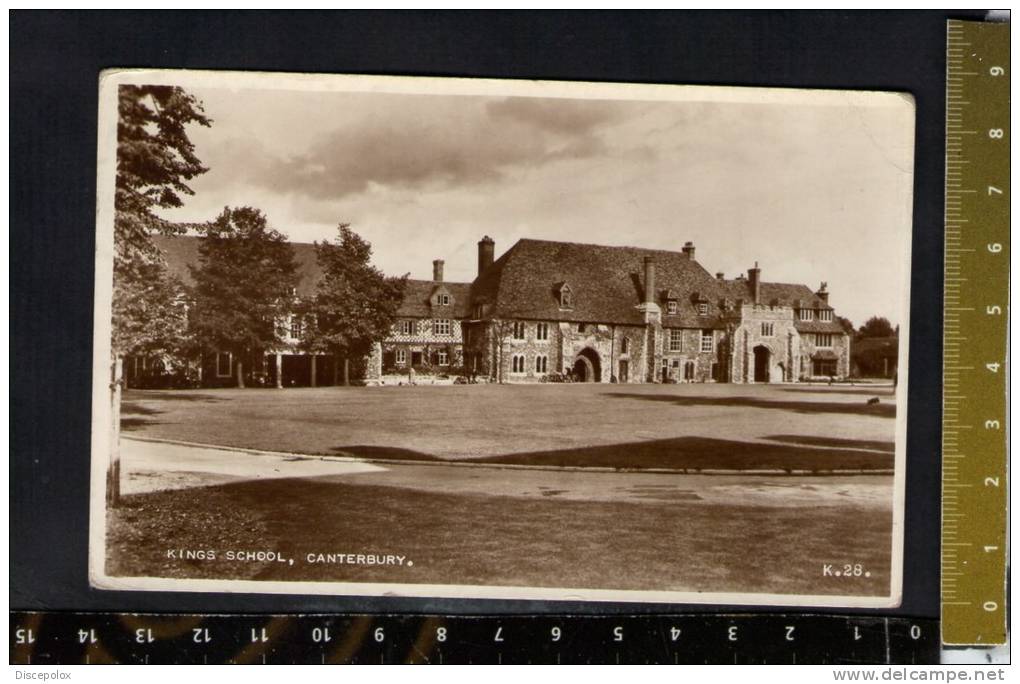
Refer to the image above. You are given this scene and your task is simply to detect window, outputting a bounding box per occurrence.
[620,337,630,354]
[700,330,714,353]
[535,355,548,373]
[395,349,407,364]
[438,293,451,306]
[578,323,588,334]
[512,354,525,374]
[799,309,813,321]
[684,361,696,381]
[560,287,573,309]
[667,301,678,315]
[536,322,549,341]
[669,329,683,352]
[434,319,451,336]
[815,333,834,348]
[398,320,414,335]
[819,309,833,322]
[761,322,775,337]
[216,351,232,377]
[697,302,709,316]
[512,321,526,339]
[813,359,837,377]
[437,350,449,366]
[290,315,304,339]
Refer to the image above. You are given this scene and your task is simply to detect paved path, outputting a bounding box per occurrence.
[121,438,893,510]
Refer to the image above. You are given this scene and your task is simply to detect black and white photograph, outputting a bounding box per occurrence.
[90,70,914,606]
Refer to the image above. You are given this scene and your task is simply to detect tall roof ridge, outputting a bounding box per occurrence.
[512,236,693,257]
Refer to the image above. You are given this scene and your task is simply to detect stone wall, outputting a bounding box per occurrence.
[731,304,801,383]
[658,327,725,383]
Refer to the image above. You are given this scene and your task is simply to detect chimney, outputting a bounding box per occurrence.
[715,271,725,280]
[432,259,444,282]
[478,236,495,276]
[682,241,696,260]
[748,262,761,304]
[643,256,656,305]
[816,281,829,304]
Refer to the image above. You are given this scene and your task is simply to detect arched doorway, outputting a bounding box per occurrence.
[753,345,771,383]
[572,348,602,382]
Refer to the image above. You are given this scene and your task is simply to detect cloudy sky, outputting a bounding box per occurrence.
[156,78,915,328]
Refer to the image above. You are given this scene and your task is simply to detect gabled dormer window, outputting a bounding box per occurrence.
[438,293,450,306]
[667,301,678,315]
[799,309,813,321]
[557,283,573,309]
[819,309,833,322]
[697,302,709,316]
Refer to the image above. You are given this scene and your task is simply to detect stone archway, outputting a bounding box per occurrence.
[572,347,602,382]
[753,345,771,383]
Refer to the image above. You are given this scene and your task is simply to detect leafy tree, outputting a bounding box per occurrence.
[302,224,406,385]
[113,85,211,357]
[188,207,298,388]
[858,316,895,339]
[112,259,191,379]
[836,315,855,335]
[107,85,210,505]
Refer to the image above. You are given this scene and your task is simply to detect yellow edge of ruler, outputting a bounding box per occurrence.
[941,19,1009,647]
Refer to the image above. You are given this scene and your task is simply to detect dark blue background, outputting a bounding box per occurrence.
[12,10,981,618]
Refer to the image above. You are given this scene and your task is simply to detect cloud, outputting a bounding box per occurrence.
[200,96,643,201]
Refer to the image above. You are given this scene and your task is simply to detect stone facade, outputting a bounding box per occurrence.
[370,236,852,386]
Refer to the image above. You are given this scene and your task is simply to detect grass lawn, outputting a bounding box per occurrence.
[107,476,892,597]
[122,383,896,472]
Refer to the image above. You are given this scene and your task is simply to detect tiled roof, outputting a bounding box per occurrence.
[152,234,324,297]
[155,234,841,332]
[471,239,731,328]
[718,278,845,334]
[155,234,472,317]
[395,280,472,318]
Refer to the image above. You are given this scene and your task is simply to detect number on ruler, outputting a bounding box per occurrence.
[988,186,1002,195]
[990,66,1005,76]
[987,305,1002,315]
[989,129,1004,139]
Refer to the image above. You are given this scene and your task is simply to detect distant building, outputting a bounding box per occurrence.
[130,234,851,388]
[369,236,851,385]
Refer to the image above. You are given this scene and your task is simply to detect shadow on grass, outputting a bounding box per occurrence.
[106,476,892,596]
[121,401,164,432]
[766,434,895,453]
[331,445,443,461]
[331,436,893,472]
[605,392,896,418]
[121,393,226,432]
[779,387,895,398]
[123,391,226,403]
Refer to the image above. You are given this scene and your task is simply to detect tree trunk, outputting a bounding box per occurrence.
[343,356,350,386]
[236,358,245,388]
[106,357,123,507]
[332,352,339,386]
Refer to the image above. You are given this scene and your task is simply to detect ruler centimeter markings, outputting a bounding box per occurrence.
[10,612,939,665]
[941,19,1009,647]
